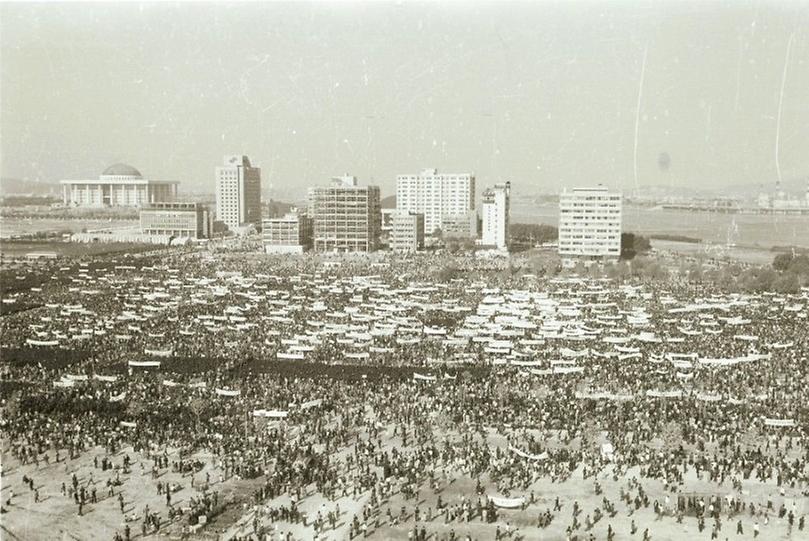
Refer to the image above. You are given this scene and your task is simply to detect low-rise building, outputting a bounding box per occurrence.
[390,212,424,253]
[262,210,313,254]
[441,211,478,239]
[139,202,211,239]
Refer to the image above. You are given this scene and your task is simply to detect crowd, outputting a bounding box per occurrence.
[1,250,808,540]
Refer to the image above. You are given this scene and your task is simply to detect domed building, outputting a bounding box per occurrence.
[61,163,178,207]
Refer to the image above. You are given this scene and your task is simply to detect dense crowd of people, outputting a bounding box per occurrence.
[1,249,808,540]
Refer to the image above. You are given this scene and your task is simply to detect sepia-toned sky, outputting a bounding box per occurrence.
[1,1,808,199]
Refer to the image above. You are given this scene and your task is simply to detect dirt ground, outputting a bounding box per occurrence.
[2,427,805,541]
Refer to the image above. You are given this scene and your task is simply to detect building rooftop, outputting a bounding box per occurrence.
[102,163,142,177]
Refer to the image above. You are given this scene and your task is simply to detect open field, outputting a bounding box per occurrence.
[651,240,778,266]
[0,216,138,240]
[0,240,164,260]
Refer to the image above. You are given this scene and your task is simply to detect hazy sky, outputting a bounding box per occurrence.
[2,1,808,200]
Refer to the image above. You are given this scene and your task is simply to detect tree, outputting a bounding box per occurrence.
[435,265,459,282]
[621,233,637,260]
[773,253,793,272]
[621,233,652,260]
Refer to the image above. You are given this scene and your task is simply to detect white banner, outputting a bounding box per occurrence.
[299,399,323,410]
[253,409,288,418]
[144,348,173,358]
[413,373,437,381]
[129,360,160,368]
[110,392,126,402]
[560,347,589,358]
[215,388,240,397]
[553,366,584,374]
[509,445,548,461]
[489,496,525,508]
[93,374,118,382]
[26,338,59,347]
[763,418,796,427]
[510,359,544,367]
[646,390,683,398]
[575,391,634,401]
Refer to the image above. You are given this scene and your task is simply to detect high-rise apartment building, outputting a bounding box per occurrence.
[215,155,261,231]
[390,212,425,253]
[396,169,475,236]
[308,175,381,252]
[558,186,622,260]
[481,182,511,250]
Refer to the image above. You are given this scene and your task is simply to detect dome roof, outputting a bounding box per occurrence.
[102,163,142,177]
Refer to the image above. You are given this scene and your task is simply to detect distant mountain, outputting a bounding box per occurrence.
[0,178,60,196]
[381,195,396,209]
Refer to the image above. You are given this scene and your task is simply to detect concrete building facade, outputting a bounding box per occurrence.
[396,169,475,236]
[215,155,262,231]
[390,212,425,253]
[262,210,313,254]
[441,211,479,239]
[481,182,511,250]
[61,164,178,207]
[308,176,381,252]
[558,186,622,260]
[140,202,211,239]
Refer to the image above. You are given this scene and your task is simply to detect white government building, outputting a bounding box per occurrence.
[558,185,622,261]
[480,181,511,250]
[396,169,475,236]
[215,155,262,231]
[61,163,178,207]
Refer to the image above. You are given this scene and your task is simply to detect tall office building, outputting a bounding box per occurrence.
[558,186,622,260]
[396,169,475,236]
[308,175,381,252]
[481,182,511,250]
[215,155,261,231]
